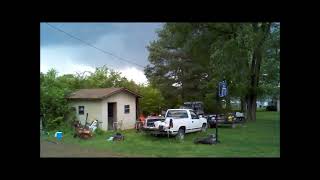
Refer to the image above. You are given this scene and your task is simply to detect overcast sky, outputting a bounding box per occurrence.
[40,23,163,84]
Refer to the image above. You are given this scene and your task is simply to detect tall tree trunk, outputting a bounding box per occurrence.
[248,46,262,121]
[247,94,257,121]
[246,48,261,121]
[246,23,271,121]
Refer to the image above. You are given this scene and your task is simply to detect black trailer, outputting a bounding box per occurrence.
[207,112,244,128]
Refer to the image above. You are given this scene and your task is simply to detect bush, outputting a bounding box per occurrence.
[60,122,74,134]
[266,105,277,111]
[65,108,77,127]
[44,115,76,134]
[257,108,266,112]
[46,116,64,130]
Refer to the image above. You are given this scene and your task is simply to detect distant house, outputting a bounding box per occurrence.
[230,98,273,110]
[257,100,269,108]
[66,88,142,131]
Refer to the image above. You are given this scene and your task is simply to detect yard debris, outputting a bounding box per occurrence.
[194,134,217,145]
[41,131,50,136]
[89,120,98,132]
[73,121,93,139]
[107,137,114,141]
[113,133,125,141]
[107,133,125,142]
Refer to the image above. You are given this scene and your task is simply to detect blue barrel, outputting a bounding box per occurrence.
[55,131,63,141]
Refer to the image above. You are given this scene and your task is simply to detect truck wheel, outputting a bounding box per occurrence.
[176,128,185,141]
[201,124,207,132]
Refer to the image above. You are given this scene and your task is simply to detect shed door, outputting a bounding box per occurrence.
[108,102,117,130]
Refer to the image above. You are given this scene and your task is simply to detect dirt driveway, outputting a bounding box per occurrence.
[40,140,126,157]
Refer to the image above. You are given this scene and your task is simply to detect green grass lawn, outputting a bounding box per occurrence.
[41,111,280,157]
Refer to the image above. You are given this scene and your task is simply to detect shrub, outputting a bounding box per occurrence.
[257,108,266,112]
[266,105,277,111]
[60,121,74,134]
[46,116,64,130]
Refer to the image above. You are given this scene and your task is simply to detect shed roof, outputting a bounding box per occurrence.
[66,87,142,100]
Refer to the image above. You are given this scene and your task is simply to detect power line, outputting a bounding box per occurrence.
[44,23,145,69]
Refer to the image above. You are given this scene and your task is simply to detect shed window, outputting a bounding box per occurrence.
[78,106,84,115]
[124,105,130,114]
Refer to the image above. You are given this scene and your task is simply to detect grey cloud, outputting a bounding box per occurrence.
[41,23,163,72]
[69,23,163,70]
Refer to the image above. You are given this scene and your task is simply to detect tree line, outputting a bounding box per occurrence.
[40,66,165,130]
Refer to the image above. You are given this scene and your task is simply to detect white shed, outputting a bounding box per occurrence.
[67,88,142,131]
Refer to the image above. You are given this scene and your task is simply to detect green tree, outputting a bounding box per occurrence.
[145,23,211,108]
[138,85,165,115]
[40,69,72,129]
[145,22,279,121]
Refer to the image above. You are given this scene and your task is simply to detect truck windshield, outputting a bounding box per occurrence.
[166,110,188,118]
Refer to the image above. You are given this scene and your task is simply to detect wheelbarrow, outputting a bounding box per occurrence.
[73,121,93,139]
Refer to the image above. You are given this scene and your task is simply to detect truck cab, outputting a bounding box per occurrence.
[180,101,204,115]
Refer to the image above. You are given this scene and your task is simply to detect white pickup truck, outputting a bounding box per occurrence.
[142,109,208,140]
